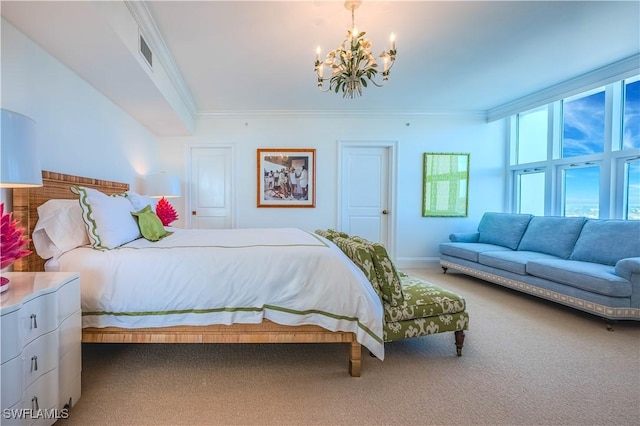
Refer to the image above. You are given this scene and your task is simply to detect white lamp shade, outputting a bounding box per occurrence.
[1,109,43,187]
[146,173,181,198]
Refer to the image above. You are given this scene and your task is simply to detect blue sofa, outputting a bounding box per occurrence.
[439,213,640,322]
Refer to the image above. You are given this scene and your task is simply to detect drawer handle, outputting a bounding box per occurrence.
[32,396,39,411]
[31,355,38,372]
[30,313,38,329]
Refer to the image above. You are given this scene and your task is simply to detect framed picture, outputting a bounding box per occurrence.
[422,152,470,217]
[257,148,316,208]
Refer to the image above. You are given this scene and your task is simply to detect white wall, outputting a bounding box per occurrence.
[0,19,158,196]
[158,114,507,267]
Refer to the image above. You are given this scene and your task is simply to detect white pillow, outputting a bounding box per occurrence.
[32,199,90,259]
[125,190,157,212]
[71,186,141,250]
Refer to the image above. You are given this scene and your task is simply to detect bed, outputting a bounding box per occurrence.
[13,171,385,376]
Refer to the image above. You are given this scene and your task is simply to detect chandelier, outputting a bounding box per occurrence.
[314,0,396,99]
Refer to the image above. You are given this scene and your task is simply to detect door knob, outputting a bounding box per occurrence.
[192,211,197,216]
[382,210,388,215]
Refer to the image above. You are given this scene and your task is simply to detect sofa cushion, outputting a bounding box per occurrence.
[526,259,631,297]
[439,242,512,263]
[479,250,560,275]
[518,216,586,259]
[570,220,640,266]
[477,212,533,250]
[384,275,466,323]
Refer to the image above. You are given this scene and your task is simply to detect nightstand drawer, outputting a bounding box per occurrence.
[59,310,81,358]
[57,278,80,322]
[1,309,20,363]
[1,356,22,409]
[22,330,59,390]
[21,369,59,424]
[19,295,58,347]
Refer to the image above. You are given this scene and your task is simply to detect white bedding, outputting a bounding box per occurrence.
[50,227,384,359]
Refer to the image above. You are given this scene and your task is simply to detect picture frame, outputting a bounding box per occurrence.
[257,148,316,208]
[422,152,470,217]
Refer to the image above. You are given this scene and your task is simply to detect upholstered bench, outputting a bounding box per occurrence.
[315,229,469,356]
[385,273,467,355]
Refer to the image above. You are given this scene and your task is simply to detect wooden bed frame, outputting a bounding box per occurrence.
[13,171,363,376]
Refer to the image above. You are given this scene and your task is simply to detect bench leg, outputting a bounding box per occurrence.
[454,330,465,356]
[442,266,448,274]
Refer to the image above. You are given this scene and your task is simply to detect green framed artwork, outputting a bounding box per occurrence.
[422,152,470,217]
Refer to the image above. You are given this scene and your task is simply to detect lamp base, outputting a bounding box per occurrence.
[0,276,9,293]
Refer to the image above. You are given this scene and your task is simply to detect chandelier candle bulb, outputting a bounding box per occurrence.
[390,33,396,50]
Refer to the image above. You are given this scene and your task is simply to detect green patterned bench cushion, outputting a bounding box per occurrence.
[384,275,466,322]
[331,236,384,300]
[350,236,404,307]
[383,275,468,342]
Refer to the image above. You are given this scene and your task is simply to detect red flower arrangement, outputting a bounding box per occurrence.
[1,203,32,287]
[155,197,179,226]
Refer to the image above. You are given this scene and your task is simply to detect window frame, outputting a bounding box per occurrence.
[509,75,640,220]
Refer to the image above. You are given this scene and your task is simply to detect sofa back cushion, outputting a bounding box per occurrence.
[570,219,640,266]
[518,216,586,258]
[477,212,533,250]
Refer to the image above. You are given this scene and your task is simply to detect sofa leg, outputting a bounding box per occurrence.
[605,320,616,331]
[442,266,448,274]
[454,330,465,356]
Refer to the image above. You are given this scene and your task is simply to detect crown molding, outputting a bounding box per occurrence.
[124,0,198,118]
[195,109,487,120]
[487,54,640,122]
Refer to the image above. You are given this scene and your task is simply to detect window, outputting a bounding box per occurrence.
[624,159,640,220]
[516,170,545,215]
[562,88,606,158]
[562,164,600,218]
[510,75,640,220]
[623,78,640,150]
[517,106,548,164]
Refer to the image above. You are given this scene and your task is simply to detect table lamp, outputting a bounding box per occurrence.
[146,173,181,226]
[1,109,43,292]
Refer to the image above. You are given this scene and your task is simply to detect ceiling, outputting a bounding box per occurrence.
[2,1,639,135]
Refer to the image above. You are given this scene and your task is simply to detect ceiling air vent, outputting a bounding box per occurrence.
[139,33,152,69]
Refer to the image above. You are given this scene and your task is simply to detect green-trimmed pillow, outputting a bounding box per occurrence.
[71,185,141,250]
[131,205,172,242]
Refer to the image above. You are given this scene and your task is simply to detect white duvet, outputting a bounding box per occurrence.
[50,228,384,359]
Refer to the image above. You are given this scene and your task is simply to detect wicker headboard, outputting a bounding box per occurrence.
[12,171,129,272]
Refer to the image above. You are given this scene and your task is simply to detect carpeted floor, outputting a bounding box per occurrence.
[56,267,640,425]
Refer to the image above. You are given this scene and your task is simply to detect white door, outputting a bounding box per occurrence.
[189,146,233,229]
[339,143,395,252]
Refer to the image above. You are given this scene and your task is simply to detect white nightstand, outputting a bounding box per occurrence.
[1,272,81,425]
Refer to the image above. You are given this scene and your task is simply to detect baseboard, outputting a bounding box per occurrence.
[394,257,440,270]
